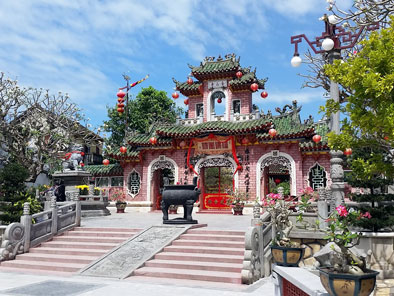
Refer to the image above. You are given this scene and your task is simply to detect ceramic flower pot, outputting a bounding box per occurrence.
[318,267,379,296]
[232,203,244,215]
[271,245,305,267]
[115,201,127,213]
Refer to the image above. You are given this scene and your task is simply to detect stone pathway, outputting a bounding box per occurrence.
[375,279,394,296]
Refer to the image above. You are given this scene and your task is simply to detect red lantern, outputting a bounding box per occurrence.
[261,91,268,99]
[80,162,85,167]
[80,152,85,156]
[275,178,281,184]
[236,71,243,79]
[250,83,259,92]
[117,90,125,98]
[120,146,127,154]
[117,98,124,103]
[117,108,124,113]
[344,148,352,156]
[241,137,249,145]
[187,77,193,85]
[117,103,125,108]
[179,140,186,148]
[150,137,157,145]
[172,92,179,99]
[268,128,277,137]
[217,98,222,104]
[184,99,189,105]
[103,159,110,166]
[312,135,321,143]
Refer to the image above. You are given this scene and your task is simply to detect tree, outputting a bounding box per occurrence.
[0,160,42,224]
[0,72,101,181]
[323,18,394,231]
[103,86,183,148]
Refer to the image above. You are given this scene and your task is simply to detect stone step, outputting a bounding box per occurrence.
[52,235,126,244]
[73,227,141,233]
[61,231,137,238]
[172,239,244,248]
[1,260,84,273]
[164,245,244,256]
[15,253,97,264]
[0,266,73,277]
[40,241,116,250]
[144,259,242,273]
[186,229,245,236]
[154,252,243,264]
[29,247,107,257]
[134,267,242,284]
[179,234,244,242]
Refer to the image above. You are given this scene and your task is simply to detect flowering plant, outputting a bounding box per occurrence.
[263,192,298,247]
[226,188,249,206]
[75,184,89,195]
[110,188,126,203]
[93,187,101,196]
[296,186,319,225]
[323,204,372,274]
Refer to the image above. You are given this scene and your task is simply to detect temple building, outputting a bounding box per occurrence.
[96,54,331,212]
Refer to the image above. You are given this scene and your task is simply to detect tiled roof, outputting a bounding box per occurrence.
[127,134,173,146]
[155,117,272,138]
[85,164,123,176]
[229,71,267,92]
[106,147,141,160]
[299,121,330,152]
[173,78,202,97]
[190,56,240,80]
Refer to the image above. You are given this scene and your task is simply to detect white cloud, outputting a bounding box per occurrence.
[253,89,326,105]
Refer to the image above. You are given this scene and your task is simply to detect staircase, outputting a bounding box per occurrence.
[0,227,141,275]
[132,228,245,284]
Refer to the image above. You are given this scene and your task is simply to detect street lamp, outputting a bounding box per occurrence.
[290,14,378,206]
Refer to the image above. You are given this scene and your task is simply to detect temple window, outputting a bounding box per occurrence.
[95,177,108,187]
[128,170,141,197]
[111,176,124,187]
[308,163,327,190]
[233,100,241,114]
[196,103,204,117]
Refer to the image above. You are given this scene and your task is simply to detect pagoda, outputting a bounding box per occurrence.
[103,54,331,212]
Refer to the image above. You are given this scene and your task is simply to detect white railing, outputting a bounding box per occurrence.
[0,196,81,262]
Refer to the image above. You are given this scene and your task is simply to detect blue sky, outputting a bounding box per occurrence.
[0,0,352,133]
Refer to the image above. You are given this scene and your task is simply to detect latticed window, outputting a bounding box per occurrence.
[308,163,327,190]
[128,170,141,197]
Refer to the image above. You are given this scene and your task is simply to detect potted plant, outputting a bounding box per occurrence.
[75,185,89,197]
[262,191,304,267]
[226,188,249,215]
[111,188,127,213]
[295,186,319,229]
[316,205,378,296]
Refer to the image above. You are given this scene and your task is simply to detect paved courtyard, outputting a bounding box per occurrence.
[0,208,275,296]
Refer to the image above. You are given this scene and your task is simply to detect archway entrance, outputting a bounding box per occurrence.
[149,160,175,211]
[199,157,234,210]
[263,164,290,197]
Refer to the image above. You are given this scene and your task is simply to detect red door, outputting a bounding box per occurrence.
[202,167,233,210]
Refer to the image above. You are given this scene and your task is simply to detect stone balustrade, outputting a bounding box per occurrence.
[0,196,81,262]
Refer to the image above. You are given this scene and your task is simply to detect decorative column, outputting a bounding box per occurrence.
[50,196,58,236]
[330,151,345,207]
[20,202,31,252]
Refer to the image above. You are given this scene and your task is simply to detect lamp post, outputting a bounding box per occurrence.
[290,15,378,207]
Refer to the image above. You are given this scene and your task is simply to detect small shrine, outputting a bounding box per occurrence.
[106,54,331,212]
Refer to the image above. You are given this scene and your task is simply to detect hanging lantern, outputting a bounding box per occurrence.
[117,90,126,98]
[250,83,259,92]
[117,98,124,103]
[217,98,222,104]
[187,77,193,85]
[172,92,179,99]
[80,162,85,167]
[149,137,157,145]
[184,99,189,105]
[344,148,352,156]
[268,128,277,137]
[236,71,243,79]
[120,146,127,154]
[241,137,249,145]
[312,134,321,143]
[103,159,110,166]
[80,152,85,156]
[261,91,268,99]
[117,103,125,108]
[275,178,281,184]
[117,108,124,113]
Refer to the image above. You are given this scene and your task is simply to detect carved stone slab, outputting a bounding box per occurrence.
[79,225,189,279]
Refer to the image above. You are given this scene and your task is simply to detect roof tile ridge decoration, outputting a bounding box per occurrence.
[172,77,203,97]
